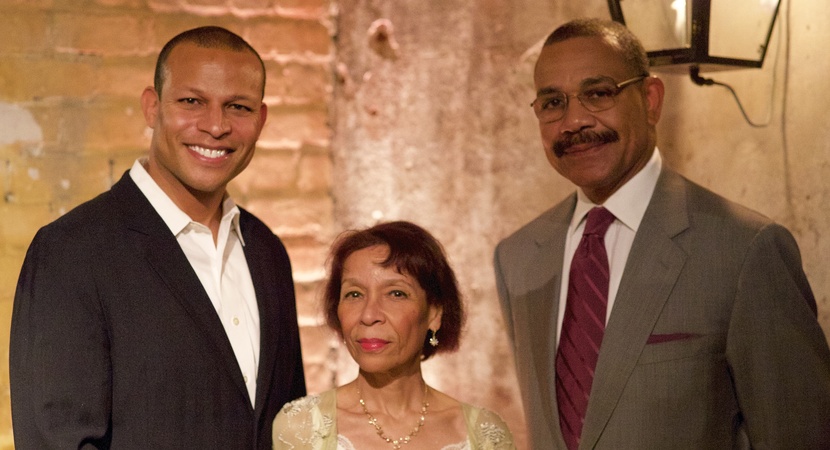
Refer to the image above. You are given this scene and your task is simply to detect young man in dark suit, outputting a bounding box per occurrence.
[10,26,306,449]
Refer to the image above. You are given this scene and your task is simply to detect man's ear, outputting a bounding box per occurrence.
[644,76,665,126]
[258,102,268,124]
[140,86,160,128]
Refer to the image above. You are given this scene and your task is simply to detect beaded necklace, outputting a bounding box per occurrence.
[357,383,430,449]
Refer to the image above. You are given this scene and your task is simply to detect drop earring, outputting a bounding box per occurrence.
[429,329,439,347]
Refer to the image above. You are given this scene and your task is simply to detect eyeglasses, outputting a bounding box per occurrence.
[530,75,648,122]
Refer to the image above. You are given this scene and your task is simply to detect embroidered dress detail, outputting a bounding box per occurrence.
[275,395,333,449]
[336,435,469,450]
[273,390,516,450]
[477,421,508,444]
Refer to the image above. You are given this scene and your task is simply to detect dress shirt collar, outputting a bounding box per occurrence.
[128,158,245,246]
[572,148,663,234]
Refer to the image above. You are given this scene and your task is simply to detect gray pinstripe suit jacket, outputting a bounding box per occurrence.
[494,167,830,449]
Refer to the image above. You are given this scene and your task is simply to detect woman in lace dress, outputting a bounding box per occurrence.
[274,221,515,450]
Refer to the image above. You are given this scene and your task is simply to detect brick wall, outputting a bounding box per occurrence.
[0,0,335,446]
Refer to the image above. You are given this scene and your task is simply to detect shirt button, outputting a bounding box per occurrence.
[244,375,248,383]
[233,316,240,326]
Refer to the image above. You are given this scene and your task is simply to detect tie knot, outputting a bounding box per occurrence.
[583,207,615,237]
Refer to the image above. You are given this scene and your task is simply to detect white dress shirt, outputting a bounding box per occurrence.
[556,149,663,342]
[130,159,260,406]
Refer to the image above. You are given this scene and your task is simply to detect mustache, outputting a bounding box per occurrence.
[552,130,619,157]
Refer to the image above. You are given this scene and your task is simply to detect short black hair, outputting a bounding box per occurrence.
[543,18,650,77]
[153,26,266,98]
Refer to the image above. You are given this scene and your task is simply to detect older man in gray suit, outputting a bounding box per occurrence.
[494,18,830,450]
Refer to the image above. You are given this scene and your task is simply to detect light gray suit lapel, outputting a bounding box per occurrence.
[523,195,575,448]
[580,169,691,448]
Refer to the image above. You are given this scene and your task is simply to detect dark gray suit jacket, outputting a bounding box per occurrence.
[494,167,830,449]
[10,172,306,449]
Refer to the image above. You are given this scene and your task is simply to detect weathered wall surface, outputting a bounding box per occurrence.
[331,1,609,448]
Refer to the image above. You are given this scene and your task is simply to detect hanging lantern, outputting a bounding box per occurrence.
[608,0,782,72]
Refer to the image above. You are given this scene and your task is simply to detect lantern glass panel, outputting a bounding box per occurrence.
[709,0,779,61]
[618,0,691,52]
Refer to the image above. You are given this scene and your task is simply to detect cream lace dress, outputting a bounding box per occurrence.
[273,389,516,450]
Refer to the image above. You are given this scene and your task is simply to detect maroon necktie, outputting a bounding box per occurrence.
[555,207,615,450]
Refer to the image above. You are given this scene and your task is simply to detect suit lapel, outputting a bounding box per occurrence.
[580,169,690,448]
[525,195,575,446]
[240,214,277,416]
[110,173,252,407]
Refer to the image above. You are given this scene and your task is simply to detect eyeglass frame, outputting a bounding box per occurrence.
[530,74,649,122]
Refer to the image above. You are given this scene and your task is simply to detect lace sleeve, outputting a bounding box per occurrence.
[272,392,336,450]
[464,404,517,450]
